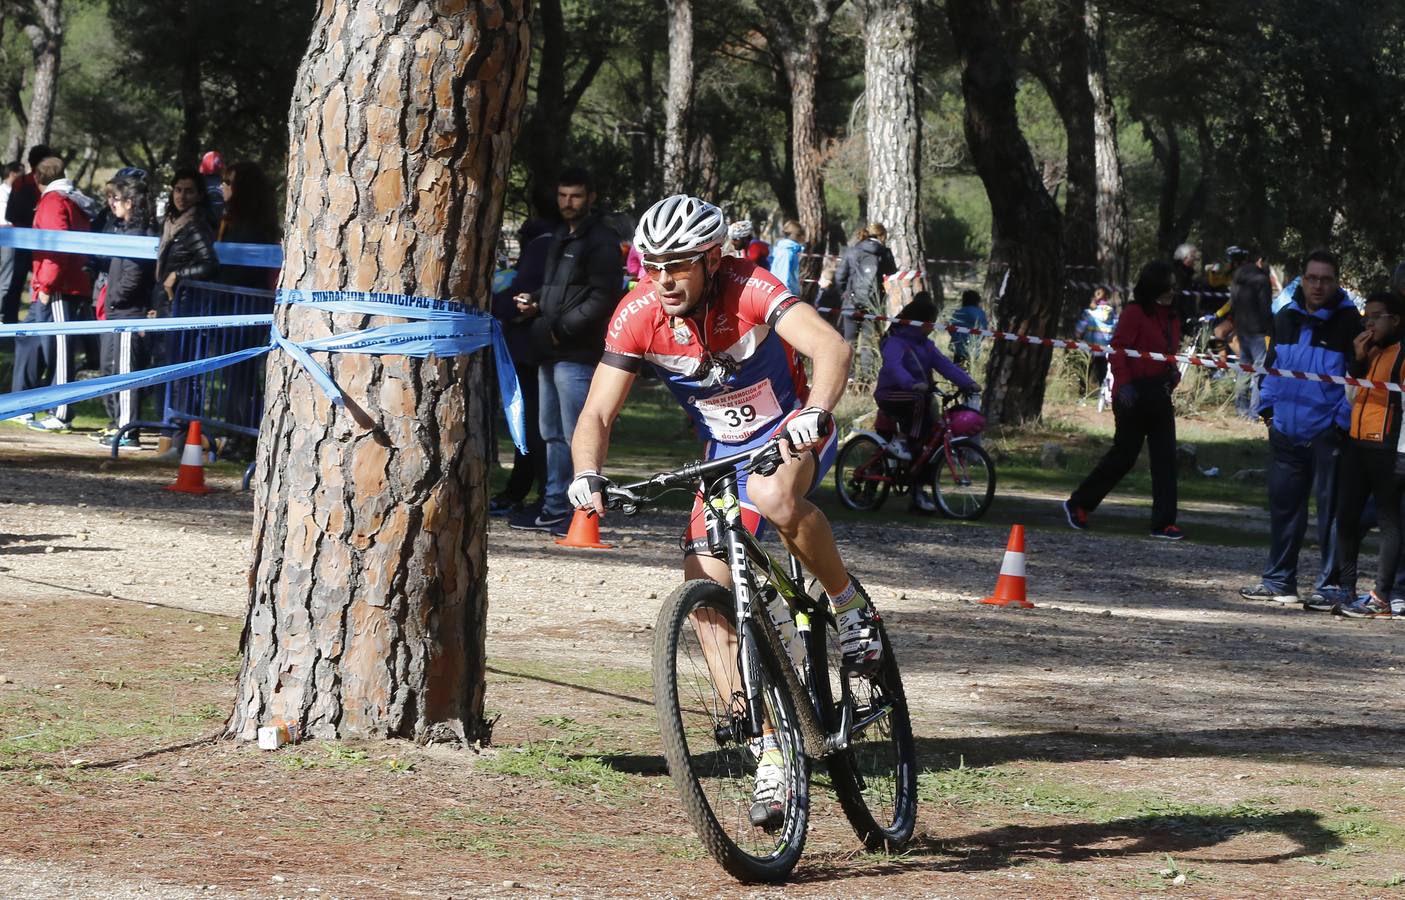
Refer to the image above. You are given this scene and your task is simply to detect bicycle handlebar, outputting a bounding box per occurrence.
[600,418,832,516]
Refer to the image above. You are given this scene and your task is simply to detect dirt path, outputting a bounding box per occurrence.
[2,426,1404,898]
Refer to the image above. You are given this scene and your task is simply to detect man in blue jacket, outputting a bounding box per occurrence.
[1241,250,1361,607]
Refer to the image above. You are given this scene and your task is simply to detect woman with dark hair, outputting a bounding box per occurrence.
[216,161,281,288]
[154,167,217,313]
[1064,260,1184,540]
[98,176,158,446]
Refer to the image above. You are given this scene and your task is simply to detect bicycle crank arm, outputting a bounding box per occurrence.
[823,701,854,755]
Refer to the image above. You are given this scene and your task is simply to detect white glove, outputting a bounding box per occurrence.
[783,407,833,449]
[568,470,610,512]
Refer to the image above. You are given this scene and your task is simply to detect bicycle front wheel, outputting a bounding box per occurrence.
[931,439,995,519]
[652,579,809,882]
[835,435,891,511]
[809,616,918,851]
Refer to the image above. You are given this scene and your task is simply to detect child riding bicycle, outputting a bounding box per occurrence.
[874,292,980,512]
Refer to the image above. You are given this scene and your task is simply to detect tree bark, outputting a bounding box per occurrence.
[757,0,843,253]
[946,0,1063,425]
[1087,1,1128,289]
[178,35,205,169]
[229,0,531,745]
[22,0,61,152]
[662,0,693,195]
[862,0,925,308]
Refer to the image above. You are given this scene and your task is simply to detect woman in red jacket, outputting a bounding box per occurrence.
[1063,260,1185,540]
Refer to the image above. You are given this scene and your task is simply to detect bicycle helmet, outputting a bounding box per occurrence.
[947,406,986,438]
[1225,245,1248,263]
[634,194,727,256]
[727,220,753,241]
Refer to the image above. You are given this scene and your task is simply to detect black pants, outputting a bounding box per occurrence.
[1262,427,1342,593]
[100,313,149,428]
[1069,382,1178,529]
[497,359,546,505]
[1334,442,1405,598]
[12,295,79,422]
[877,391,933,442]
[2,249,30,324]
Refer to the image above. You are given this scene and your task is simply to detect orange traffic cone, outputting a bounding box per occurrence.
[164,421,213,495]
[554,509,614,550]
[981,524,1034,608]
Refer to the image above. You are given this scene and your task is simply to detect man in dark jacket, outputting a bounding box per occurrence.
[509,168,623,533]
[2,144,52,328]
[1230,251,1273,419]
[1240,249,1361,607]
[831,223,897,379]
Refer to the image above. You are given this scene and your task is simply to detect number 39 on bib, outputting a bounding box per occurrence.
[694,380,783,443]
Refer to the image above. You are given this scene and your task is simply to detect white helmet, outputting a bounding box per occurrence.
[727,220,753,241]
[634,194,726,256]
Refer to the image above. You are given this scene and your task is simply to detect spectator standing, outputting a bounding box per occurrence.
[1171,242,1206,334]
[1073,288,1117,396]
[832,223,898,378]
[1230,250,1273,420]
[769,219,806,296]
[97,176,158,448]
[1328,292,1405,619]
[215,161,281,288]
[1063,261,1184,540]
[3,145,54,327]
[488,217,555,517]
[155,168,218,316]
[949,289,989,370]
[727,220,771,268]
[0,162,22,323]
[199,151,226,229]
[1240,250,1360,606]
[509,168,623,534]
[14,156,93,432]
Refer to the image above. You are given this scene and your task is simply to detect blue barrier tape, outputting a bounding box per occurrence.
[0,226,284,268]
[0,313,272,338]
[0,344,271,422]
[0,289,527,452]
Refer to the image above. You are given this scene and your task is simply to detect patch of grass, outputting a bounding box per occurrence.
[1357,873,1405,890]
[276,743,372,771]
[476,715,640,804]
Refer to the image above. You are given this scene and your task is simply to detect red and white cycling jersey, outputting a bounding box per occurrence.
[601,258,809,445]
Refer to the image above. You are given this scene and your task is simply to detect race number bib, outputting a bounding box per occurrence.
[695,380,783,443]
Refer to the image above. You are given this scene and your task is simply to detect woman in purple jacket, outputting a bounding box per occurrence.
[875,292,981,464]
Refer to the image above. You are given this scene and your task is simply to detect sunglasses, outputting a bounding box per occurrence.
[641,252,706,277]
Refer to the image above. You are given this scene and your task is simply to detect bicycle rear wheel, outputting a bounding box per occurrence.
[808,614,917,851]
[835,435,891,511]
[652,579,809,882]
[931,439,995,520]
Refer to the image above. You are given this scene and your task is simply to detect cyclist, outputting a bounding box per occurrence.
[875,292,981,512]
[567,194,882,826]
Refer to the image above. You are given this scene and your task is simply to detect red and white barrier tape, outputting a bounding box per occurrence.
[801,252,981,267]
[818,306,1401,392]
[1065,279,1230,301]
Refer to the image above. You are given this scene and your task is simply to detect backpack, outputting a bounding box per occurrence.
[845,243,883,309]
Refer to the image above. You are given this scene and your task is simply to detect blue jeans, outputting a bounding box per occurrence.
[539,360,596,516]
[1262,427,1341,593]
[1236,332,1268,419]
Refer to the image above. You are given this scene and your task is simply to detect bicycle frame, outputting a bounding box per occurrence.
[849,395,975,490]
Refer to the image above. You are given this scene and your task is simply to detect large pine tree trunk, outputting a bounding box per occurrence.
[947,0,1063,425]
[862,0,925,308]
[662,0,693,195]
[22,0,61,151]
[1087,2,1128,289]
[228,0,531,745]
[758,0,842,253]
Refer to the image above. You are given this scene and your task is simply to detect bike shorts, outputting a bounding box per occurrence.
[681,410,839,559]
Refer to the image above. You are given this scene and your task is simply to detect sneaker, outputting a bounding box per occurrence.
[1392,597,1405,618]
[508,507,569,532]
[885,437,912,461]
[1335,592,1393,619]
[487,495,520,517]
[910,486,936,515]
[1063,500,1089,531]
[98,433,139,449]
[1240,583,1297,603]
[749,748,786,830]
[836,602,883,675]
[90,427,117,443]
[1150,525,1184,541]
[5,413,34,425]
[549,515,573,538]
[27,415,70,433]
[1304,586,1349,611]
